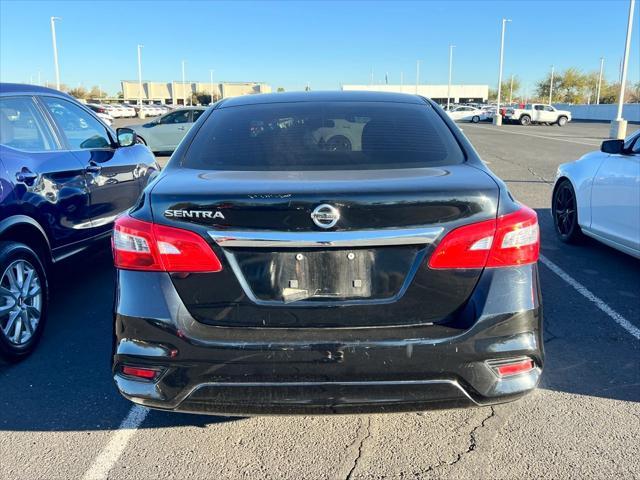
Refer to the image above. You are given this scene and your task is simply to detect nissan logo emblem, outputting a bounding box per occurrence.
[311,204,340,229]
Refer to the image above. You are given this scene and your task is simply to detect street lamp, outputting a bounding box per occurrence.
[611,0,635,139]
[210,69,215,105]
[415,60,420,95]
[137,44,145,118]
[447,45,455,111]
[493,18,511,126]
[182,60,187,106]
[596,57,605,105]
[549,65,555,105]
[50,17,61,91]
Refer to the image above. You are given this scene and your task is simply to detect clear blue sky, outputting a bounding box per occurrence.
[1,0,638,95]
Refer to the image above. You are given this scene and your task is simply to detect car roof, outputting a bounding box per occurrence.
[0,82,73,97]
[219,90,425,108]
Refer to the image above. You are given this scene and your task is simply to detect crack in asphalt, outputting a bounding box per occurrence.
[345,417,372,480]
[417,406,496,477]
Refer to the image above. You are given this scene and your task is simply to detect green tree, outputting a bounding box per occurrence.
[68,87,88,99]
[193,91,219,105]
[629,82,640,103]
[277,87,285,92]
[87,85,107,99]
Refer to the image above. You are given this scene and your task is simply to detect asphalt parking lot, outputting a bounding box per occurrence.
[1,119,639,480]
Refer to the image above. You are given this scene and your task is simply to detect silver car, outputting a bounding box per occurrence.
[127,107,206,153]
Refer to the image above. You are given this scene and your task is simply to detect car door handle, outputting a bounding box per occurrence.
[15,168,38,185]
[177,126,186,131]
[85,162,102,174]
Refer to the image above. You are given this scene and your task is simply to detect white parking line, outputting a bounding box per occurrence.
[81,405,149,480]
[540,254,640,341]
[466,124,602,147]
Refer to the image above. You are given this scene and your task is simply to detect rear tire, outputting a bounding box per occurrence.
[0,242,48,363]
[520,115,531,126]
[557,116,568,127]
[552,180,584,243]
[471,115,480,123]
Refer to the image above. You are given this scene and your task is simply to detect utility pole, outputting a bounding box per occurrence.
[416,60,420,94]
[447,45,455,111]
[494,18,511,126]
[370,67,374,86]
[50,17,61,90]
[596,57,604,104]
[182,60,186,106]
[137,44,144,118]
[210,69,215,105]
[509,74,514,104]
[549,65,555,105]
[611,0,635,139]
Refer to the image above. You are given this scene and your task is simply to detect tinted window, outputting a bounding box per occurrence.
[161,110,190,124]
[41,97,111,149]
[184,102,464,171]
[0,96,57,151]
[192,109,205,123]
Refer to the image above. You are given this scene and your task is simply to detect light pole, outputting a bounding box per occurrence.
[611,0,635,139]
[509,74,514,104]
[549,65,555,105]
[415,60,420,94]
[447,45,455,111]
[400,71,404,93]
[50,17,61,91]
[596,57,605,104]
[137,44,145,118]
[210,69,215,105]
[181,60,186,106]
[493,18,511,126]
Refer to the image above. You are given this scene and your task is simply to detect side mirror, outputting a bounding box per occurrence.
[601,139,624,155]
[116,127,136,147]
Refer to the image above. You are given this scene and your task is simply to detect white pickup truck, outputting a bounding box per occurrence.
[504,103,572,126]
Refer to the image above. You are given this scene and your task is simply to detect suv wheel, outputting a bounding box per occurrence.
[0,242,48,363]
[557,116,568,127]
[520,115,531,126]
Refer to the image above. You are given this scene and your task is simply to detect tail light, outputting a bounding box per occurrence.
[429,206,539,269]
[120,365,161,381]
[112,215,222,272]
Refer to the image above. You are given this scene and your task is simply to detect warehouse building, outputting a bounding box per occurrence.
[341,84,489,104]
[120,80,271,104]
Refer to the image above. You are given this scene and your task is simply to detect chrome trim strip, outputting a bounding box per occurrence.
[181,379,480,406]
[208,227,444,248]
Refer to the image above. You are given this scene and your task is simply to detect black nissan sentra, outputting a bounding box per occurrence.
[112,91,543,415]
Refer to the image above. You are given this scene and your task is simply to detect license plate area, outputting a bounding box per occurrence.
[229,246,422,304]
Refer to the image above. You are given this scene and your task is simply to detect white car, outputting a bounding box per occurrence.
[86,104,114,126]
[102,104,124,118]
[446,106,487,123]
[552,130,640,258]
[116,104,136,117]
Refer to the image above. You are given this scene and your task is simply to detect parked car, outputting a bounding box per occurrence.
[446,105,487,123]
[115,104,136,118]
[112,91,542,415]
[552,130,640,257]
[86,104,114,126]
[0,83,160,362]
[102,104,124,119]
[504,103,572,126]
[125,107,206,153]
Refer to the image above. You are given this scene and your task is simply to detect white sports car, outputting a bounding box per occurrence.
[552,129,640,258]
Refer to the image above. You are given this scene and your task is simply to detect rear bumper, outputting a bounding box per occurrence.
[113,264,543,415]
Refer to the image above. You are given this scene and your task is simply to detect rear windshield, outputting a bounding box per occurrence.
[183,101,464,170]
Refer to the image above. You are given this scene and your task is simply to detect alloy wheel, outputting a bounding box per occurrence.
[0,259,42,346]
[554,184,576,236]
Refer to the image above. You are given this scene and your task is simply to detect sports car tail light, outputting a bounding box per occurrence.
[112,215,222,272]
[429,206,539,269]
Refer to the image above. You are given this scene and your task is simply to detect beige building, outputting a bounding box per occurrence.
[121,80,271,104]
[342,84,489,104]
